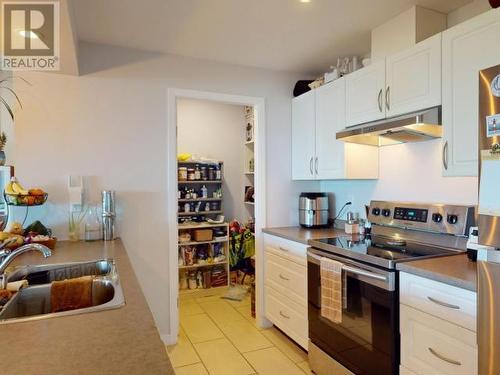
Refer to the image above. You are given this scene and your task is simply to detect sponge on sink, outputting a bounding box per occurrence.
[6,280,28,292]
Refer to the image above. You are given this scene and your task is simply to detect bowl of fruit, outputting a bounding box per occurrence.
[0,221,57,251]
[4,178,47,206]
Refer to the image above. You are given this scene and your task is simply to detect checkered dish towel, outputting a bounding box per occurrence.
[320,257,345,324]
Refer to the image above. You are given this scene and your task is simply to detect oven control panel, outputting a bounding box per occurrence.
[368,201,475,236]
[393,207,428,222]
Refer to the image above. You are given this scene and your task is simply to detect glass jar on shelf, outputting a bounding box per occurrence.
[194,164,201,180]
[84,204,102,241]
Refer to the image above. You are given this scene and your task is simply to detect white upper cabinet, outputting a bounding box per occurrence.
[442,8,500,177]
[385,33,442,118]
[345,59,386,127]
[292,90,315,180]
[292,80,379,181]
[346,34,441,127]
[315,79,346,179]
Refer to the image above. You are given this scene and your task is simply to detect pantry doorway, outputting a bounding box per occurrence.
[166,89,268,344]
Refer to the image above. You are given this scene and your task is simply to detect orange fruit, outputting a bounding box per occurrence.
[29,188,45,196]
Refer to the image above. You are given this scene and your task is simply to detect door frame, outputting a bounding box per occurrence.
[165,88,268,344]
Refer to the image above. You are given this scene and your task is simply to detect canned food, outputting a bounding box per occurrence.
[178,167,188,181]
[208,166,216,180]
[200,166,208,181]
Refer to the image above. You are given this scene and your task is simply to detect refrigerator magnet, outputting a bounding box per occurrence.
[486,114,500,138]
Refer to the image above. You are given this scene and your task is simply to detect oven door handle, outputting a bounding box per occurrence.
[308,252,387,282]
[342,265,387,282]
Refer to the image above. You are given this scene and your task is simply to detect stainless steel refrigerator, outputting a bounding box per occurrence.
[477,63,500,375]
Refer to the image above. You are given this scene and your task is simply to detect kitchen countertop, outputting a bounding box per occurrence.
[263,226,346,245]
[264,227,478,292]
[0,239,174,375]
[396,253,477,292]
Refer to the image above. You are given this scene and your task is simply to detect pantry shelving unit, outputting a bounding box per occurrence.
[178,210,223,216]
[177,161,230,294]
[178,198,221,203]
[244,106,255,226]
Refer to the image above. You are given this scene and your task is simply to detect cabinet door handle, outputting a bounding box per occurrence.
[442,141,449,170]
[378,89,383,112]
[279,311,290,319]
[428,348,462,366]
[315,157,318,175]
[427,296,460,310]
[279,274,290,281]
[309,157,313,175]
[278,246,289,252]
[385,86,390,111]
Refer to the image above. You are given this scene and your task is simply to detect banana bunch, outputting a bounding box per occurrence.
[177,153,192,162]
[5,177,29,196]
[0,233,24,248]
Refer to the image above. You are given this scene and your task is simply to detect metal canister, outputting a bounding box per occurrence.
[102,190,115,215]
[102,190,116,241]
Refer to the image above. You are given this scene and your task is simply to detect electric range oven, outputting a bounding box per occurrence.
[306,200,475,375]
[307,247,398,375]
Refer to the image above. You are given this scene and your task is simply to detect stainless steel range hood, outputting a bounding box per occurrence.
[336,107,442,147]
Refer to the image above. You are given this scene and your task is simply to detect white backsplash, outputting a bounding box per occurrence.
[321,139,478,220]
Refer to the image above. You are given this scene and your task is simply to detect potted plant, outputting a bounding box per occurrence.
[0,76,29,165]
[0,76,26,121]
[0,132,7,166]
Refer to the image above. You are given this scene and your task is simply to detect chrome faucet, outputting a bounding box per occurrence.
[0,244,52,289]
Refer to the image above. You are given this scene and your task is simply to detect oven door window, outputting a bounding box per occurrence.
[308,260,398,375]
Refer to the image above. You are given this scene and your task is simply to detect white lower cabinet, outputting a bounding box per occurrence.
[400,272,476,332]
[400,305,477,375]
[264,286,308,349]
[400,272,477,375]
[263,234,308,350]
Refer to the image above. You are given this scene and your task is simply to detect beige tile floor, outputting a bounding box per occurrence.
[167,288,311,375]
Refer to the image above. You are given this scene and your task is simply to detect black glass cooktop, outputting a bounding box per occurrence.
[312,235,460,269]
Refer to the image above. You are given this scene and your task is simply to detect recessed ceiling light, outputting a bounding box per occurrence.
[19,30,39,39]
[300,0,311,3]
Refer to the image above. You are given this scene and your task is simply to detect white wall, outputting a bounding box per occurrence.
[447,0,492,27]
[177,98,247,222]
[0,71,16,168]
[10,41,317,339]
[321,140,478,219]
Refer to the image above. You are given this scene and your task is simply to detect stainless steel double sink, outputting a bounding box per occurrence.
[0,259,125,324]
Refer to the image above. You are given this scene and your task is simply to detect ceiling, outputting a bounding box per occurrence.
[72,0,473,75]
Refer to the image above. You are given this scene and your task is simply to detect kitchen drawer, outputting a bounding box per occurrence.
[264,285,308,349]
[400,272,476,332]
[263,234,307,266]
[265,251,307,307]
[401,304,477,375]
